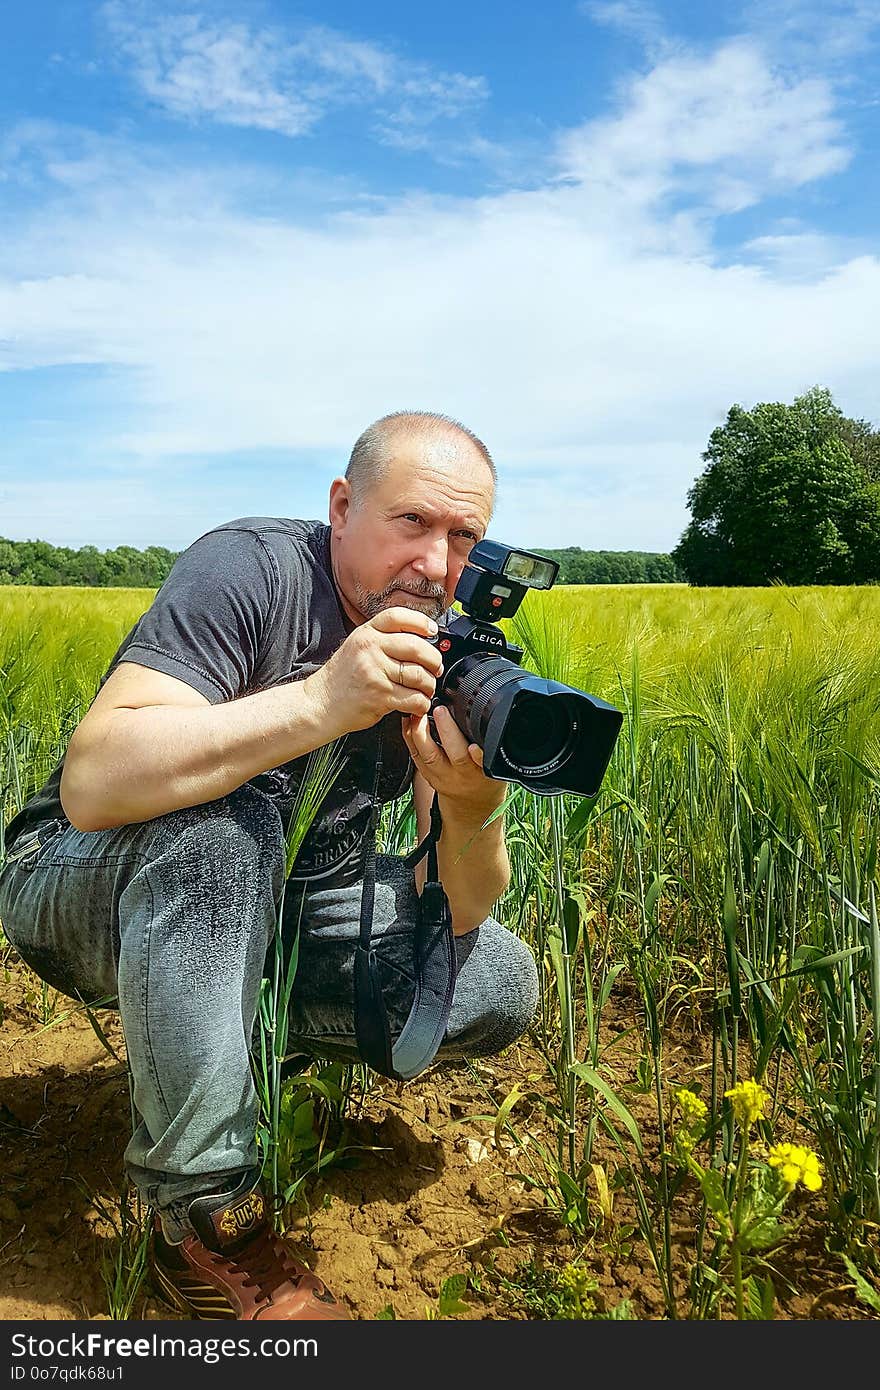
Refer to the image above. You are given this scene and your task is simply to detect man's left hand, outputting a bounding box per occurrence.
[402,705,507,817]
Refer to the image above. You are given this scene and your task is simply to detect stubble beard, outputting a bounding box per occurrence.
[355,576,448,622]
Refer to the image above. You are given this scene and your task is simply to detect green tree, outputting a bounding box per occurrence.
[837,414,880,484]
[0,540,19,580]
[673,387,880,586]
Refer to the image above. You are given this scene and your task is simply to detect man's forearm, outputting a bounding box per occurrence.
[60,679,335,832]
[432,796,510,937]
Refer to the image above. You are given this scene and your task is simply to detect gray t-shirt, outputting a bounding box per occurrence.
[4,518,417,882]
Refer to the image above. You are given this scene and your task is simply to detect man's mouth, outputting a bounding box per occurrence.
[391,587,443,602]
[386,589,446,614]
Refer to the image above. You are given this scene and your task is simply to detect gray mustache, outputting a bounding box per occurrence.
[383,582,446,601]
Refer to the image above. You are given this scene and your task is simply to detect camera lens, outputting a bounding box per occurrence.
[500,692,576,771]
[444,655,579,778]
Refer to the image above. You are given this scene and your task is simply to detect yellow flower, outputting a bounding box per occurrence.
[557,1264,596,1319]
[674,1088,708,1129]
[768,1143,823,1193]
[724,1079,769,1129]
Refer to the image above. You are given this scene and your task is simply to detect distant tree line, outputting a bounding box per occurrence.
[536,548,684,584]
[0,536,684,588]
[0,538,179,588]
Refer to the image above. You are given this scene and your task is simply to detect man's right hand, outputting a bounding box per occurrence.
[304,607,445,738]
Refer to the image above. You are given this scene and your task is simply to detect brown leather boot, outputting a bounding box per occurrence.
[150,1175,350,1320]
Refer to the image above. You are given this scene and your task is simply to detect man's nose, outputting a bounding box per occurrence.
[413,534,448,584]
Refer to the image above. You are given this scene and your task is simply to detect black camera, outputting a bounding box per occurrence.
[429,539,623,797]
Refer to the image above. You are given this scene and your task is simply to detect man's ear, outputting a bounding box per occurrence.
[328,476,351,535]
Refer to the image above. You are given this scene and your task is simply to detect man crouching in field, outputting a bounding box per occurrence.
[0,410,538,1321]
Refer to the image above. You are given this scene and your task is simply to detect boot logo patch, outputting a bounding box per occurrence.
[218,1192,264,1237]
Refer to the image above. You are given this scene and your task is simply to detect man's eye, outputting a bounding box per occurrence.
[402,514,424,525]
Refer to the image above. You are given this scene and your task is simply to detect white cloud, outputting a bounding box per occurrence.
[101,3,488,142]
[556,39,850,215]
[584,2,880,74]
[741,231,857,279]
[3,159,877,539]
[739,1,880,68]
[1,30,877,551]
[0,474,281,551]
[580,1,667,49]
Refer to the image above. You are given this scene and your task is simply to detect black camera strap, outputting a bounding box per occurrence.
[353,725,458,1081]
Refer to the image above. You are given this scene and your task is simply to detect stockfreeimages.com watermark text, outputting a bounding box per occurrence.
[10,1332,316,1370]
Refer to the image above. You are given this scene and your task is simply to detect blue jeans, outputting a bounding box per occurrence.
[0,783,538,1237]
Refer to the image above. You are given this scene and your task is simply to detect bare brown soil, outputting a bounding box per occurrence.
[0,949,873,1321]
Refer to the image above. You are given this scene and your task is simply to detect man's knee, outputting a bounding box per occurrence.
[445,919,539,1057]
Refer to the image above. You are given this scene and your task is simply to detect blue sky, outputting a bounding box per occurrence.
[1,0,878,552]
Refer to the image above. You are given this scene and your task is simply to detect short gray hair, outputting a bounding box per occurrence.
[345,410,496,503]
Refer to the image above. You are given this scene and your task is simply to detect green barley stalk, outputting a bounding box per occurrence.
[549,795,577,1174]
[867,883,880,1222]
[255,736,347,1224]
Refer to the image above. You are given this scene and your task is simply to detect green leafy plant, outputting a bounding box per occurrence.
[424,1273,470,1320]
[488,1259,634,1320]
[258,1061,353,1216]
[86,1186,152,1320]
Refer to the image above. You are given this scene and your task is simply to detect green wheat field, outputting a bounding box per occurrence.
[2,582,879,1319]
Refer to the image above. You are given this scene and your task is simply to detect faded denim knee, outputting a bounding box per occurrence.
[441,918,540,1059]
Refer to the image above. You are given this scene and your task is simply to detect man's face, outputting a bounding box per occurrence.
[329,432,494,625]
